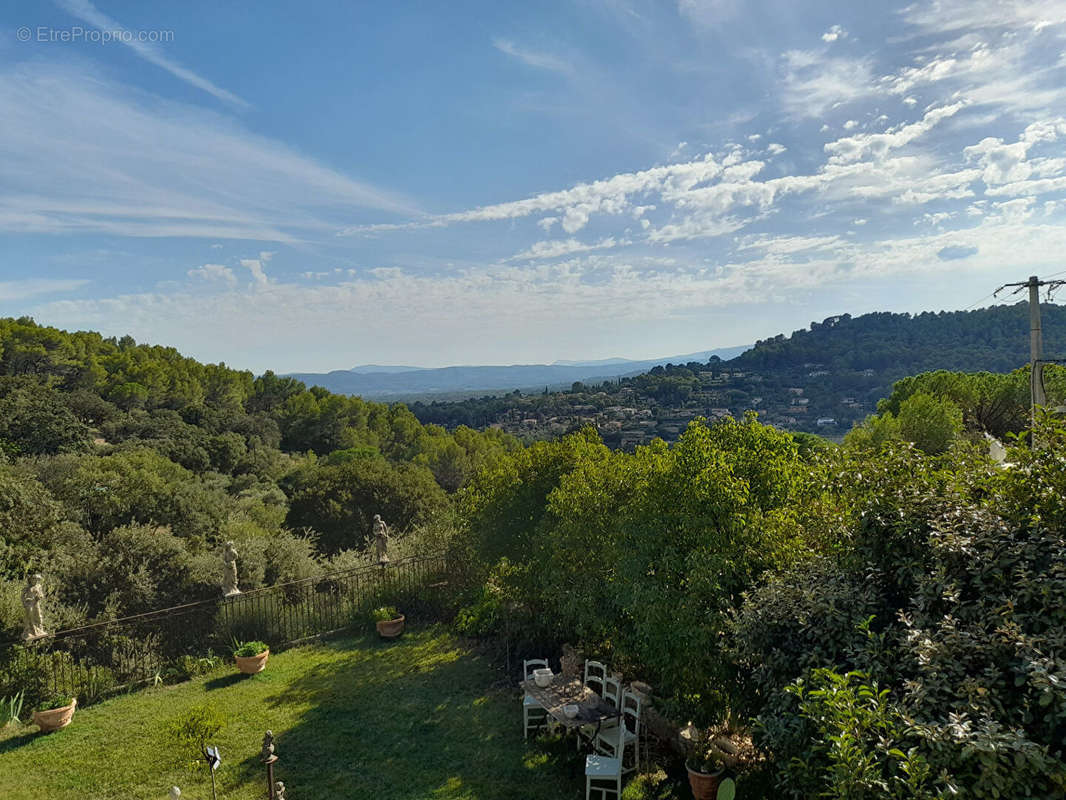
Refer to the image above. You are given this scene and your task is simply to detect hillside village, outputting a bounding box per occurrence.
[410,305,1066,446]
[414,359,881,447]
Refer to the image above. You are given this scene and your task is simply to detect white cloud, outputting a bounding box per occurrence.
[240,251,273,287]
[342,154,726,235]
[187,264,237,287]
[821,25,847,43]
[56,0,248,109]
[964,137,1033,184]
[964,119,1066,188]
[562,207,591,233]
[507,237,621,261]
[825,103,965,164]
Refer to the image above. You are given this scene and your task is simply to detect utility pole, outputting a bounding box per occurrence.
[994,275,1066,428]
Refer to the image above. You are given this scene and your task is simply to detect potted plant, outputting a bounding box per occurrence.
[682,723,726,800]
[33,694,77,733]
[233,640,270,674]
[681,716,757,799]
[373,606,405,638]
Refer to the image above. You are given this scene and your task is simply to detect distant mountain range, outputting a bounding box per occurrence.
[286,345,751,398]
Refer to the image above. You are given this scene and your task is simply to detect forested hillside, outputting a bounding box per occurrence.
[0,316,516,637]
[409,303,1065,442]
[736,303,1066,373]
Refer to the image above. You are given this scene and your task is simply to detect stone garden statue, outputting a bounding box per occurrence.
[273,781,286,800]
[221,541,241,597]
[373,514,390,565]
[22,573,48,642]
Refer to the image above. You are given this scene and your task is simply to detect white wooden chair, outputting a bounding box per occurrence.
[585,717,625,800]
[584,660,607,696]
[522,658,550,740]
[601,676,622,710]
[580,675,622,748]
[595,688,641,773]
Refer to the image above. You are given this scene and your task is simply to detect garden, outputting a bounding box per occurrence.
[0,628,586,800]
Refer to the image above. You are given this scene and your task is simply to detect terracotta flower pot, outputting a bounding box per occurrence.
[686,765,724,800]
[375,615,405,638]
[235,648,269,674]
[33,699,76,733]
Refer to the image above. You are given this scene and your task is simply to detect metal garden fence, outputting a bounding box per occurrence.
[0,552,457,708]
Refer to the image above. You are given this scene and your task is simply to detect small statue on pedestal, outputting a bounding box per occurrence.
[221,541,241,597]
[21,573,48,642]
[373,514,390,565]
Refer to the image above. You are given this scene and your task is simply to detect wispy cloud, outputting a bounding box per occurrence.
[506,237,622,261]
[677,0,739,29]
[779,50,876,117]
[0,63,416,240]
[492,38,572,73]
[55,0,249,109]
[0,278,89,302]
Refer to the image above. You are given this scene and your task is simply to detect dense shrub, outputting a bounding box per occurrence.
[733,426,1066,798]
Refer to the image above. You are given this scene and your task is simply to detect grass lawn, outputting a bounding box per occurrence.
[0,626,585,800]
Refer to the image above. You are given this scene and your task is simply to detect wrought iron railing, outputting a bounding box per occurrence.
[0,552,457,708]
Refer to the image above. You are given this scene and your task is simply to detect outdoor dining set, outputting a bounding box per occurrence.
[519,658,641,800]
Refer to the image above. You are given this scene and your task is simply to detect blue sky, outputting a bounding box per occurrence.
[3,1,1066,372]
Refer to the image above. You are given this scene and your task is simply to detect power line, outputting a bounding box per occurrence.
[962,290,998,311]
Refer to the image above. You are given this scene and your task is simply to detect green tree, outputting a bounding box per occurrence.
[284,457,449,553]
[896,392,963,454]
[0,381,91,457]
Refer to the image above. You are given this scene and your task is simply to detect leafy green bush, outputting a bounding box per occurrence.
[735,424,1066,798]
[167,653,222,683]
[781,669,947,799]
[169,703,226,767]
[620,769,672,800]
[454,585,503,637]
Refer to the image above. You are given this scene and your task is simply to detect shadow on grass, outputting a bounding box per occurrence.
[256,627,582,800]
[0,727,45,755]
[204,672,248,691]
